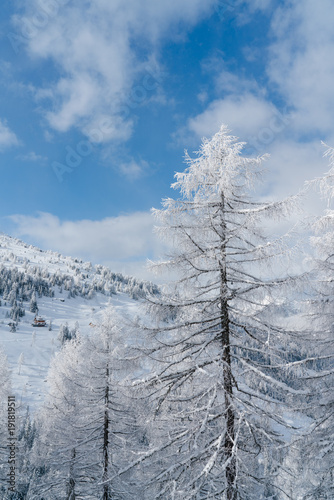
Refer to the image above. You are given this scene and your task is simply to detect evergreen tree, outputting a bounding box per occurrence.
[30,309,135,498]
[17,354,24,375]
[0,349,13,496]
[301,146,334,498]
[140,125,303,499]
[57,322,71,344]
[29,292,38,314]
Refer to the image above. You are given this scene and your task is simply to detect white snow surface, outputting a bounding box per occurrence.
[0,234,146,412]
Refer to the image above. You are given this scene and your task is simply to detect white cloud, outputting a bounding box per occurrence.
[245,0,274,12]
[175,64,291,150]
[45,75,99,133]
[16,151,47,163]
[0,119,19,150]
[185,94,283,144]
[83,114,133,144]
[197,91,208,103]
[262,140,326,200]
[176,1,334,204]
[13,0,217,141]
[119,159,150,180]
[8,211,169,282]
[214,70,258,95]
[268,0,334,135]
[182,94,327,204]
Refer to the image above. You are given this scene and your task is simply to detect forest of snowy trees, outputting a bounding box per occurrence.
[0,125,334,498]
[0,258,159,334]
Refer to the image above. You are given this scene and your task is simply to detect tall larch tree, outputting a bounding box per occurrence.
[141,125,304,499]
[29,309,134,499]
[302,146,334,499]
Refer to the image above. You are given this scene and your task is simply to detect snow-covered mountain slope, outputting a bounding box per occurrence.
[0,234,157,411]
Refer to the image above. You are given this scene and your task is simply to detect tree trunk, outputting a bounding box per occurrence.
[66,448,76,500]
[220,194,236,500]
[102,364,111,500]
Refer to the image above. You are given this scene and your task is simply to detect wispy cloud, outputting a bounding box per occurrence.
[186,94,279,142]
[119,159,150,180]
[0,119,19,150]
[16,151,48,163]
[268,0,334,137]
[175,0,334,203]
[8,211,169,281]
[12,0,217,143]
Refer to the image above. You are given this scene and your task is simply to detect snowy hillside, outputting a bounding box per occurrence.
[0,233,157,411]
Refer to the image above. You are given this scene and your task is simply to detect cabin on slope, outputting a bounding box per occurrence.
[32,315,47,327]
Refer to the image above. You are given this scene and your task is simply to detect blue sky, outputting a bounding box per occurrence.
[1,0,334,279]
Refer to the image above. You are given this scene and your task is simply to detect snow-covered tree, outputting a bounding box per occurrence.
[301,146,334,498]
[29,292,38,314]
[140,125,303,499]
[30,309,136,498]
[17,353,24,375]
[18,407,36,453]
[12,406,37,498]
[8,290,17,307]
[0,349,12,496]
[28,337,83,498]
[9,300,24,324]
[71,320,80,340]
[57,322,71,344]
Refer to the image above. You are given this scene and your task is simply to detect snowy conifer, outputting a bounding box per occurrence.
[301,146,334,498]
[17,353,24,375]
[29,292,38,314]
[0,349,12,496]
[57,322,71,344]
[141,125,303,499]
[30,309,135,498]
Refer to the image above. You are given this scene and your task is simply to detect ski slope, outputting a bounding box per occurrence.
[0,234,147,411]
